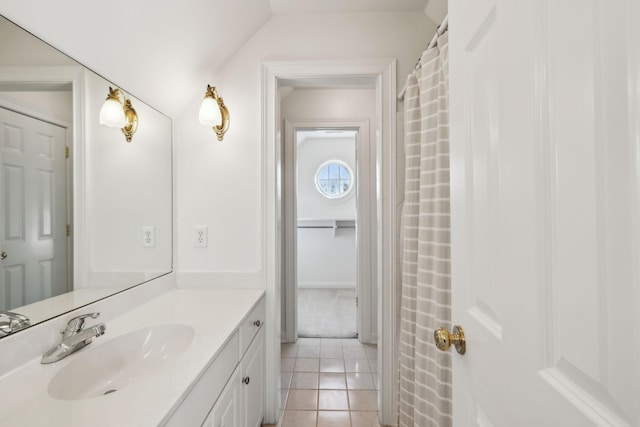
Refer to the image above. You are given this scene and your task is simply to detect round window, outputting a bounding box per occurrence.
[314,160,354,199]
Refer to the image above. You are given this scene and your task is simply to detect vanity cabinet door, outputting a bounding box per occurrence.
[166,333,240,427]
[204,367,241,427]
[241,327,265,427]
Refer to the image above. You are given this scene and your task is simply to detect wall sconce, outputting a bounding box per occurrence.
[199,85,229,141]
[99,86,138,142]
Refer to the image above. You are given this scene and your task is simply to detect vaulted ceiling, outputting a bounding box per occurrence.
[271,0,430,15]
[0,0,442,117]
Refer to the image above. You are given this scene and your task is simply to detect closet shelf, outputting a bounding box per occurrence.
[297,218,356,236]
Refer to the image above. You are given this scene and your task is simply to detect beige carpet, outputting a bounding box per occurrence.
[297,288,357,338]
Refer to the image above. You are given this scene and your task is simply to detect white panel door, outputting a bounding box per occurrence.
[449,0,639,425]
[0,107,68,310]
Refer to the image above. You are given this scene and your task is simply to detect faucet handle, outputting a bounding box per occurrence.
[0,311,30,326]
[64,312,100,334]
[0,311,31,336]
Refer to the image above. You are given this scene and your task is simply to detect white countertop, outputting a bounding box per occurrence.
[0,288,265,427]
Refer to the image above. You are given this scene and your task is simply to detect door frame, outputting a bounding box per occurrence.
[282,119,374,344]
[262,58,397,425]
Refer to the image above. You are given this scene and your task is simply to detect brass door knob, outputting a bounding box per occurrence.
[434,325,466,355]
[0,251,7,260]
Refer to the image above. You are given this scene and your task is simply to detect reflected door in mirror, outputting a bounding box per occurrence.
[0,107,70,309]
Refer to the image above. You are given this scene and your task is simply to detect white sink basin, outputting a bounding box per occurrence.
[48,324,194,400]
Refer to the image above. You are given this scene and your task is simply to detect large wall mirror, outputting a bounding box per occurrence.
[0,15,172,337]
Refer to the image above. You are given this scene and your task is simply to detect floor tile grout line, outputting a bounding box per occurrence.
[281,337,378,427]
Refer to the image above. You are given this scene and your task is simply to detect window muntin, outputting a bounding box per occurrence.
[314,160,354,199]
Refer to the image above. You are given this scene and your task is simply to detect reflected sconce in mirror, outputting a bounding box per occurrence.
[199,85,229,141]
[99,86,138,142]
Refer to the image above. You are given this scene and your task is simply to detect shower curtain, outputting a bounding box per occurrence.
[398,32,451,427]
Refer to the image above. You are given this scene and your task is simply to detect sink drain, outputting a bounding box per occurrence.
[103,389,117,395]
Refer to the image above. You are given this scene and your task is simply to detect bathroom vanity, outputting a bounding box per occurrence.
[0,14,266,427]
[0,12,272,426]
[0,288,265,427]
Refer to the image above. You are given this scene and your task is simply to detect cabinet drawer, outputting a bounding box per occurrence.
[239,297,265,357]
[165,332,239,427]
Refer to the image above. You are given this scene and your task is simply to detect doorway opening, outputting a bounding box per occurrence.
[293,128,358,339]
[262,59,397,425]
[282,109,375,346]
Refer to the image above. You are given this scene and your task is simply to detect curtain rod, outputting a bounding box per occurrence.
[398,15,449,101]
[427,16,448,50]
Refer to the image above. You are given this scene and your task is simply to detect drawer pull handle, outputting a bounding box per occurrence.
[253,320,261,327]
[242,376,250,385]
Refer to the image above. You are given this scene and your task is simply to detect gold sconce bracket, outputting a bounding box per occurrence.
[122,98,138,142]
[101,87,139,143]
[105,86,120,102]
[202,85,230,141]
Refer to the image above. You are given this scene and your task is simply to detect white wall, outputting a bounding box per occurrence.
[0,15,76,67]
[0,15,76,124]
[83,70,173,287]
[297,226,357,288]
[0,1,272,118]
[0,91,73,123]
[296,136,357,289]
[296,136,356,220]
[175,12,434,281]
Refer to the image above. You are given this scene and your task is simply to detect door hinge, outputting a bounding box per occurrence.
[66,224,71,237]
[65,147,70,158]
[356,297,358,307]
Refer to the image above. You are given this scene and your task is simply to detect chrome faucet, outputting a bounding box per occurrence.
[41,312,106,364]
[0,311,31,337]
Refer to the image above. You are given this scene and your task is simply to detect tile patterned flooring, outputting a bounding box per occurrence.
[279,337,381,427]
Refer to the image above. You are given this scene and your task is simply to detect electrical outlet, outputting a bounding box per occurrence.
[195,226,208,247]
[142,226,156,247]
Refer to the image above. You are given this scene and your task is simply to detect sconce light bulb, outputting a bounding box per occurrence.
[199,96,221,126]
[99,98,126,128]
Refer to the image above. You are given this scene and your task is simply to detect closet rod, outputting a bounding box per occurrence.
[398,15,449,101]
